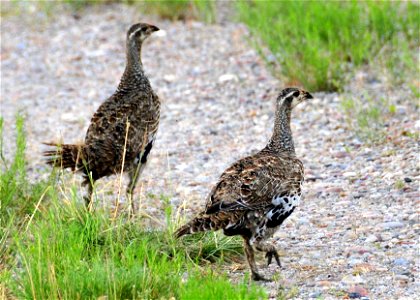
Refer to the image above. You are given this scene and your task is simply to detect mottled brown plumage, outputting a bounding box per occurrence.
[176,88,313,280]
[44,23,160,209]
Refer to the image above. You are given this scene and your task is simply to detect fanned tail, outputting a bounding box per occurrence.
[43,142,84,170]
[175,214,226,238]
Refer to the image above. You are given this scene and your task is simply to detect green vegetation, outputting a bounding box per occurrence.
[394,179,405,190]
[143,0,216,22]
[340,94,394,143]
[237,1,419,91]
[0,117,266,299]
[1,0,216,22]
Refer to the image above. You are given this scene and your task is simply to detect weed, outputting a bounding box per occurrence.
[373,243,381,250]
[388,104,397,115]
[330,289,347,298]
[394,180,405,190]
[343,146,352,154]
[339,94,399,143]
[402,131,420,140]
[276,283,298,300]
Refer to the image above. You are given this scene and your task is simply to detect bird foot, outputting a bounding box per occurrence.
[266,250,281,268]
[252,272,271,281]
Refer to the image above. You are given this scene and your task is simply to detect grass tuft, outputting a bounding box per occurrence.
[339,93,403,143]
[1,117,266,299]
[237,1,419,91]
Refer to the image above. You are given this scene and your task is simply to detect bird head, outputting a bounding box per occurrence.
[277,87,313,109]
[127,23,160,43]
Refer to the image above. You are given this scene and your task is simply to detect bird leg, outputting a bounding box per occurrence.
[126,162,146,214]
[255,242,282,268]
[83,180,95,212]
[243,238,269,281]
[126,139,154,215]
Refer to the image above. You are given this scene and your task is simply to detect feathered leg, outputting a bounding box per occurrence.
[243,238,268,281]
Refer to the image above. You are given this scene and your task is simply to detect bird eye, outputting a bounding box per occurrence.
[292,91,300,97]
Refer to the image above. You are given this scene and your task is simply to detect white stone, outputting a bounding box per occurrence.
[163,74,176,82]
[218,73,239,83]
[61,112,78,122]
[366,235,378,243]
[343,171,357,178]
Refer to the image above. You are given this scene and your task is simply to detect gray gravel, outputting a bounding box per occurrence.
[1,3,419,299]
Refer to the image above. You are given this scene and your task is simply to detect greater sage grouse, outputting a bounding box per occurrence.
[176,88,313,281]
[44,23,160,210]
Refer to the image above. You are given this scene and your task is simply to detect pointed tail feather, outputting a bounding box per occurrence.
[43,142,85,170]
[175,215,226,238]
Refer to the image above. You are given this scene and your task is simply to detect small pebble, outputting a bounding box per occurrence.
[218,73,238,83]
[309,291,322,298]
[349,292,362,299]
[393,258,409,266]
[365,235,378,243]
[395,274,410,282]
[343,171,357,178]
[380,221,404,230]
[347,285,369,298]
[403,177,412,183]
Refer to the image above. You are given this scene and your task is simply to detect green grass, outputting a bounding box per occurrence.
[237,1,419,91]
[142,0,216,22]
[340,94,393,143]
[0,117,266,299]
[1,0,216,22]
[394,179,405,190]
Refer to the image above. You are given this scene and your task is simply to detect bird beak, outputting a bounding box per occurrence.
[148,25,160,33]
[305,92,313,100]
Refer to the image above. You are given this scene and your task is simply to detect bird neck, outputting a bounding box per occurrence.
[117,39,145,92]
[267,101,295,154]
[125,39,144,76]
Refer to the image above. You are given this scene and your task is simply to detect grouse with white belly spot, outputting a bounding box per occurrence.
[44,23,160,210]
[176,87,313,281]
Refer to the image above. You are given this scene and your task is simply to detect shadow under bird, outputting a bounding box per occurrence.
[176,88,313,281]
[44,23,160,210]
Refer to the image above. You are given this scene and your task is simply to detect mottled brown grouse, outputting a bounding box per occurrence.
[176,88,313,281]
[44,23,160,209]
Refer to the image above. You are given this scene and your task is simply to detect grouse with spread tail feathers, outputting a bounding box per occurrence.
[176,88,313,281]
[44,23,160,210]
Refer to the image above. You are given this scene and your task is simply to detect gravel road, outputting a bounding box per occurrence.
[1,3,418,299]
